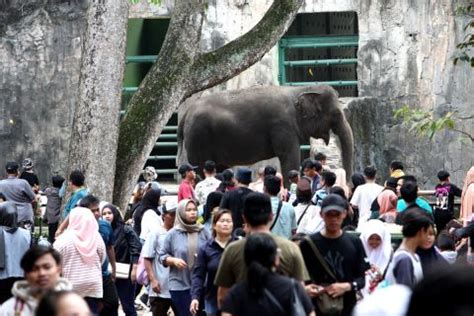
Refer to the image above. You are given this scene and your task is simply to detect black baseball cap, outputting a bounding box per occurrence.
[321,194,349,213]
[178,163,198,176]
[5,161,19,173]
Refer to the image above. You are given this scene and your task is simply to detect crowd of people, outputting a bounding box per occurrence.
[0,156,473,316]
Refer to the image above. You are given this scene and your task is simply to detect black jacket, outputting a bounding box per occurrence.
[113,224,142,264]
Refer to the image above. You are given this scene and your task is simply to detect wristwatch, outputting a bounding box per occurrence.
[351,281,358,292]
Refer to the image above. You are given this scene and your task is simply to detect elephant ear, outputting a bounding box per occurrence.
[295,92,322,119]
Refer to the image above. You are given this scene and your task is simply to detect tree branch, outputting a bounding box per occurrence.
[187,0,303,96]
[451,128,474,142]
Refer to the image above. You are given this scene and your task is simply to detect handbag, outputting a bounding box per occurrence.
[290,279,306,316]
[107,262,131,279]
[304,236,344,315]
[136,254,149,285]
[263,279,306,316]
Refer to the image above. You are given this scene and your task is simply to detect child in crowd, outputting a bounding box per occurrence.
[436,231,457,264]
[44,175,65,244]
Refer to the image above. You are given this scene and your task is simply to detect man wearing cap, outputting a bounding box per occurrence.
[219,167,253,230]
[299,194,368,316]
[195,160,221,206]
[19,158,40,191]
[178,163,197,202]
[0,162,36,227]
[143,200,178,315]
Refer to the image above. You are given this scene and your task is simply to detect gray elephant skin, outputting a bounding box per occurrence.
[177,85,354,180]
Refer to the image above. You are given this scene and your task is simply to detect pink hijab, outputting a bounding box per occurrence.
[66,207,100,264]
[460,167,474,223]
[377,190,398,214]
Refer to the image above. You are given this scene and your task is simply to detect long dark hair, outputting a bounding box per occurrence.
[244,233,278,297]
[102,204,123,230]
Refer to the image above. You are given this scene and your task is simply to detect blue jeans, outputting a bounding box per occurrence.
[116,278,137,316]
[205,298,218,315]
[170,290,192,316]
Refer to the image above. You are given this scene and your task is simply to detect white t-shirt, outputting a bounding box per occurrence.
[350,182,384,225]
[140,209,163,241]
[294,203,325,234]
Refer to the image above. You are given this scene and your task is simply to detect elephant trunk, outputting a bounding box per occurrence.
[333,115,354,179]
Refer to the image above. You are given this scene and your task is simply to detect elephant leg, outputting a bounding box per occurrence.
[274,140,301,188]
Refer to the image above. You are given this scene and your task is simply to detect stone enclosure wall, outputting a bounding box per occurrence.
[0,0,472,187]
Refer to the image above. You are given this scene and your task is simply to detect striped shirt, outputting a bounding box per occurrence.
[54,234,106,298]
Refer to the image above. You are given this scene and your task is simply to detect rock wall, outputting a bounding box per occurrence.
[0,0,87,184]
[169,0,473,187]
[0,0,471,187]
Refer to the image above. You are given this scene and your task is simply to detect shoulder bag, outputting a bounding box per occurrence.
[304,236,344,315]
[263,279,307,316]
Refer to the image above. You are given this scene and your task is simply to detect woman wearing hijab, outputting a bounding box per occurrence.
[0,201,31,303]
[102,204,142,316]
[377,189,399,223]
[460,167,474,225]
[132,188,161,242]
[359,220,392,295]
[159,199,210,316]
[53,207,106,314]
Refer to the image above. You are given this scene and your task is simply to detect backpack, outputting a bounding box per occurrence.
[434,184,451,212]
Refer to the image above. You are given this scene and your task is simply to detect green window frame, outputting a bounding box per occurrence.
[278,35,359,87]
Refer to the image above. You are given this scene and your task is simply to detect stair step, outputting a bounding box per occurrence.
[148,155,177,160]
[158,134,177,140]
[155,169,177,174]
[155,142,178,148]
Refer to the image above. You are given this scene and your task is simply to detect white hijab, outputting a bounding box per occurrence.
[359,219,392,271]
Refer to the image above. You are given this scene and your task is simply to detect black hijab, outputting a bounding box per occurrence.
[133,188,161,236]
[103,204,124,230]
[0,202,19,269]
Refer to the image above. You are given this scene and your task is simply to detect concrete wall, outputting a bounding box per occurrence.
[0,0,87,184]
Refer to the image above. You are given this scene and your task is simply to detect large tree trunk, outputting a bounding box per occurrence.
[67,0,129,202]
[113,0,303,210]
[113,0,304,211]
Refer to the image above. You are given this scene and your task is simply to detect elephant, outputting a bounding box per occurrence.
[177,85,354,182]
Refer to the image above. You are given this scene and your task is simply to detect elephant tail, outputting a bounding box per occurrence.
[176,111,187,166]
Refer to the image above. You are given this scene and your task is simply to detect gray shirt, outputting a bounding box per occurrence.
[0,228,31,279]
[158,228,210,291]
[142,228,171,298]
[45,187,62,224]
[0,177,36,223]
